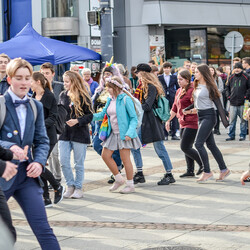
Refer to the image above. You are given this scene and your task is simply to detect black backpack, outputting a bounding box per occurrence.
[55,104,68,134]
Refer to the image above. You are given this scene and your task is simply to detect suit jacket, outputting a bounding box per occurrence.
[158,74,179,107]
[0,92,49,191]
[52,81,64,104]
[0,76,10,95]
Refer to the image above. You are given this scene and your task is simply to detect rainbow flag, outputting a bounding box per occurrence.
[99,114,109,141]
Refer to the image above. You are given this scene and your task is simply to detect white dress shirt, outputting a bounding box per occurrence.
[8,89,28,140]
[163,73,171,88]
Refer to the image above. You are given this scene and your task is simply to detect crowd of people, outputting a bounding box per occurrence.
[0,52,250,249]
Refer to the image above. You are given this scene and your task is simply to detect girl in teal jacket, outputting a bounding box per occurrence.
[93,76,141,194]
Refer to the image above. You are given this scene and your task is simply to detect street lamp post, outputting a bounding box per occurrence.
[100,0,113,68]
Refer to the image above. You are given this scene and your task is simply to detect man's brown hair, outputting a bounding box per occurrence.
[40,62,55,73]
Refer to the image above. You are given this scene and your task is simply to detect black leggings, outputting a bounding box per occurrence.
[41,144,60,199]
[180,127,203,173]
[195,109,227,173]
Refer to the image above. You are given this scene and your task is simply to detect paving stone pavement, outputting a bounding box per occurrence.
[7,125,250,249]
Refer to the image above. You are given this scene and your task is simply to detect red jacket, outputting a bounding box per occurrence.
[172,87,198,129]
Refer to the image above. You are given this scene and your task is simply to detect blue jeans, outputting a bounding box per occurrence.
[131,128,173,172]
[59,140,87,189]
[93,121,121,167]
[228,105,247,138]
[153,140,173,172]
[131,127,143,168]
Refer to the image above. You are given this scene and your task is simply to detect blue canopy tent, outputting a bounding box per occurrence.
[0,23,101,65]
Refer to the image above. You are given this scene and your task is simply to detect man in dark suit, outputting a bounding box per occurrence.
[158,62,180,140]
[0,58,60,249]
[0,53,11,95]
[40,62,64,185]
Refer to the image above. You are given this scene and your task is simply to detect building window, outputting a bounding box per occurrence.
[42,0,79,18]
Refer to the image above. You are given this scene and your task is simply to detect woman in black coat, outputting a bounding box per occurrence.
[31,72,64,208]
[133,64,175,186]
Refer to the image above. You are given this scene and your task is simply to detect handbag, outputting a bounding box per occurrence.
[99,114,109,141]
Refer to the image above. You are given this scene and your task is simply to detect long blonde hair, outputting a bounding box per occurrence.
[63,71,93,117]
[139,71,165,99]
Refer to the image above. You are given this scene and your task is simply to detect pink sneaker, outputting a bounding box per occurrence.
[119,185,135,194]
[109,179,125,192]
[197,172,213,183]
[216,169,231,182]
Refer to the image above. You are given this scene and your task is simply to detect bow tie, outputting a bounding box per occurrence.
[14,99,30,107]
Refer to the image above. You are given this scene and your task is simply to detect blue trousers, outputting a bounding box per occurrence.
[4,162,60,250]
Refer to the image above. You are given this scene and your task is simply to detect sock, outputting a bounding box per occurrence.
[136,166,143,173]
[221,169,228,173]
[115,173,123,182]
[126,179,134,186]
[117,165,123,171]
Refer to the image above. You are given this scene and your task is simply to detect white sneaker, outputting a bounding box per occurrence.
[109,179,125,192]
[63,186,75,198]
[119,185,135,194]
[70,189,84,199]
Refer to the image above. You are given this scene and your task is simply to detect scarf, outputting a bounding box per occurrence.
[134,80,143,103]
[87,78,93,86]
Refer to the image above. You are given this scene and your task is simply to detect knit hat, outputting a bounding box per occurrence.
[234,62,243,70]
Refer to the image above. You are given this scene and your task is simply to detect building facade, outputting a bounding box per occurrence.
[1,0,250,71]
[113,0,250,69]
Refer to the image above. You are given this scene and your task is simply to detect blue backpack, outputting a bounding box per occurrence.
[123,90,144,128]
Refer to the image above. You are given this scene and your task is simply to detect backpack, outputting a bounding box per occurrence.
[123,89,144,128]
[55,104,67,134]
[0,96,37,129]
[153,95,170,122]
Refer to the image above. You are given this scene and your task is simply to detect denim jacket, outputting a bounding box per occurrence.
[93,93,138,140]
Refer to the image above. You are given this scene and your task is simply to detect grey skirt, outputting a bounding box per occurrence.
[102,132,141,151]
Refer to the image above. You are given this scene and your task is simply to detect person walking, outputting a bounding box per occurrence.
[31,72,64,207]
[225,62,250,141]
[0,53,11,95]
[92,65,124,184]
[133,63,175,185]
[0,58,60,249]
[93,76,141,193]
[158,62,180,140]
[183,64,230,183]
[165,69,203,177]
[59,71,93,199]
[40,62,64,184]
[209,66,224,135]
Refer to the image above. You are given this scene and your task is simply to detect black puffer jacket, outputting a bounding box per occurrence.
[225,71,250,106]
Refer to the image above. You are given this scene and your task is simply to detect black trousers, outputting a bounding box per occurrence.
[180,127,203,172]
[214,110,220,132]
[195,109,227,173]
[41,144,60,199]
[0,188,16,242]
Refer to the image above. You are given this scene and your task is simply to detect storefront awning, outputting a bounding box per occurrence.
[142,1,250,27]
